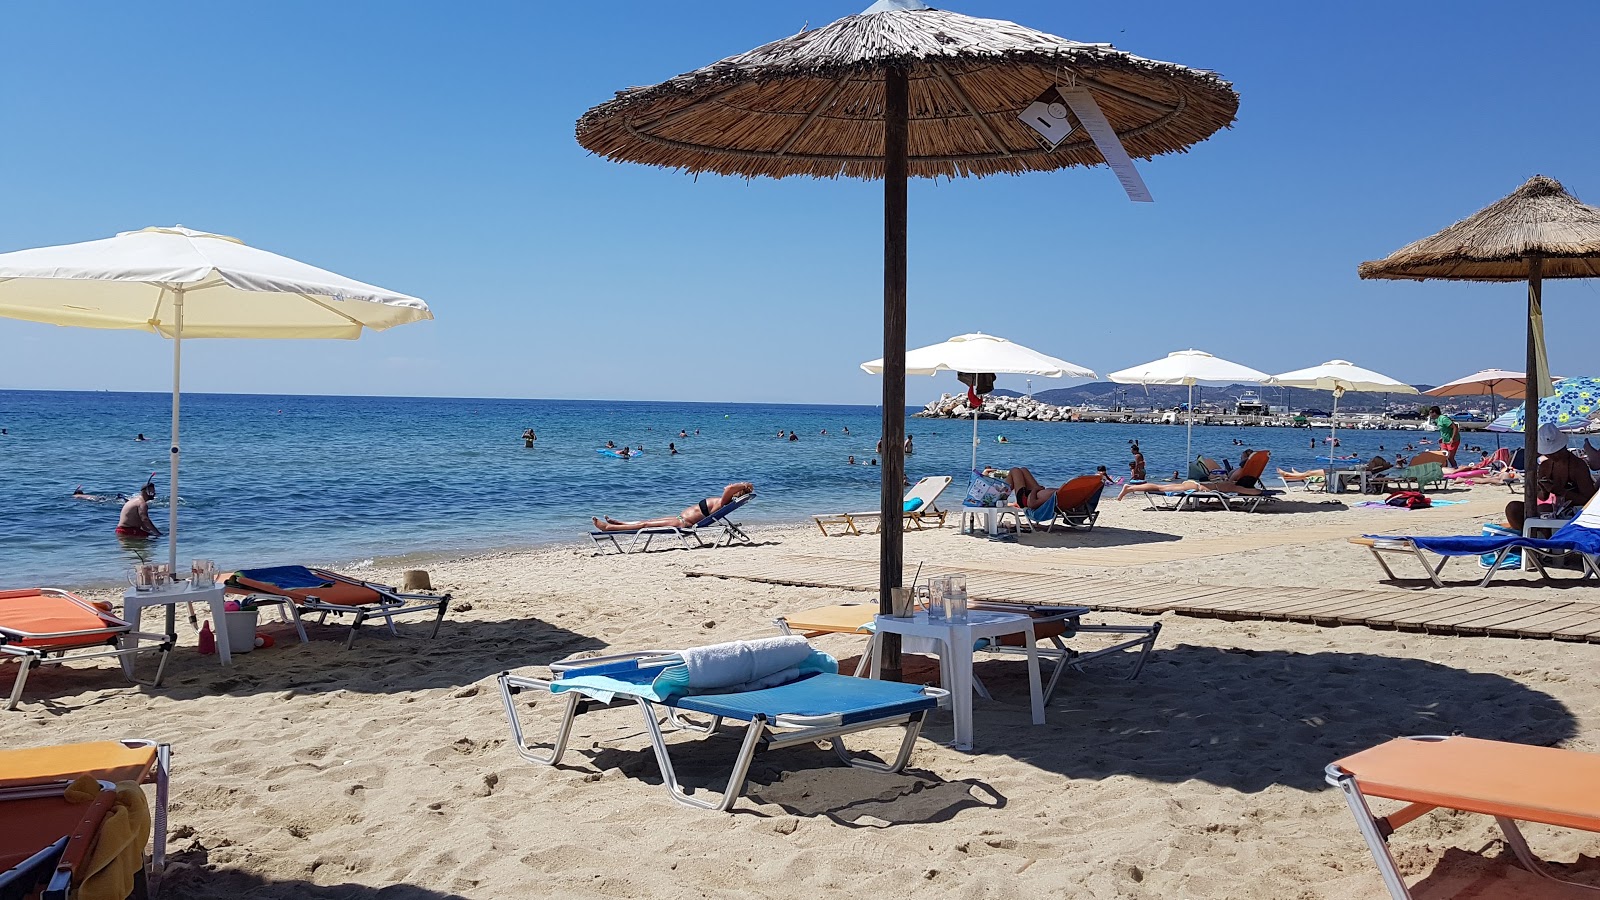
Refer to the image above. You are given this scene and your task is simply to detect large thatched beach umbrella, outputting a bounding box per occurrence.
[1359,175,1600,516]
[578,0,1237,679]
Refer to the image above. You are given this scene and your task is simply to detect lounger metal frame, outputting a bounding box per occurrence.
[591,495,755,554]
[1145,489,1280,513]
[1,589,173,711]
[1326,735,1600,899]
[228,572,449,650]
[1360,537,1599,589]
[497,667,946,812]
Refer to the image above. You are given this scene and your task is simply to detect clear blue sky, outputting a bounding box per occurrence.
[2,1,1598,405]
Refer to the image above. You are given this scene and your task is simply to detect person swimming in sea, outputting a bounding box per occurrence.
[73,485,125,502]
[135,433,147,442]
[997,435,1010,443]
[605,440,616,449]
[669,442,679,455]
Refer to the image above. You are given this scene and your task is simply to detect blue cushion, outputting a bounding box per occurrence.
[674,673,937,724]
[903,498,924,512]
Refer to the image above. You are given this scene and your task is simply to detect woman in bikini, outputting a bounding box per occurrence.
[1005,467,1057,510]
[591,482,755,532]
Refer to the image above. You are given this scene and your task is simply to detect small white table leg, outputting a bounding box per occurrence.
[210,595,233,665]
[120,599,144,678]
[950,624,975,751]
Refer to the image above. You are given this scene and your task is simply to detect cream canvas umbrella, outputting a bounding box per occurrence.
[1270,360,1417,455]
[576,0,1237,679]
[0,226,433,584]
[862,332,1095,469]
[1425,369,1547,448]
[1359,175,1600,516]
[1108,349,1269,467]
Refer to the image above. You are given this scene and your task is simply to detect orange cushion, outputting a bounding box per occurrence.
[0,781,116,875]
[229,572,381,608]
[1238,450,1270,481]
[1335,736,1600,833]
[0,741,157,790]
[0,590,119,650]
[1055,475,1102,512]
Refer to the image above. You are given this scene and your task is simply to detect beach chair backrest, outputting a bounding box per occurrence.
[905,476,952,513]
[1567,487,1600,532]
[1055,475,1102,513]
[695,493,752,529]
[1237,450,1270,482]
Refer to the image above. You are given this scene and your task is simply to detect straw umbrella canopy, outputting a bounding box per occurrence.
[861,332,1096,470]
[1107,350,1269,466]
[1359,175,1600,513]
[577,0,1237,678]
[0,226,431,593]
[1425,369,1544,448]
[1269,360,1417,457]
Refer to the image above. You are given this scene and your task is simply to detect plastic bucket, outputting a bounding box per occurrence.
[224,609,259,653]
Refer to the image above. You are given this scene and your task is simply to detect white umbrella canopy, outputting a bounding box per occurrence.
[862,332,1095,469]
[860,332,1094,378]
[1271,360,1418,455]
[0,225,433,583]
[1108,349,1270,464]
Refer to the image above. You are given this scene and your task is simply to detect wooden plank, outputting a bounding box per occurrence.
[1341,594,1483,627]
[1418,598,1550,630]
[1251,589,1364,618]
[1450,600,1573,632]
[1303,592,1413,623]
[1327,591,1465,624]
[1484,604,1600,637]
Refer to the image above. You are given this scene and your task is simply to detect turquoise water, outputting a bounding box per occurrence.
[1,390,1424,585]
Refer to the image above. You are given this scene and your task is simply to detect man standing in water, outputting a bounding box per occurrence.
[116,483,161,538]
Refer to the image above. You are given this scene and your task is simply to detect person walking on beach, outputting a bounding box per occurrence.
[1429,406,1461,467]
[591,482,754,533]
[116,483,162,538]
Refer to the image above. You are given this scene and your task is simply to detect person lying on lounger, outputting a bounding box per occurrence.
[592,482,755,532]
[1277,467,1326,482]
[1116,476,1264,501]
[1004,466,1059,510]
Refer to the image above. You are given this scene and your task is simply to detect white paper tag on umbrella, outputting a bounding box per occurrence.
[1018,87,1077,148]
[1057,86,1154,203]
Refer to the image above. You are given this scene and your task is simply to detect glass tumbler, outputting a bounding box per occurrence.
[927,576,947,622]
[944,574,968,623]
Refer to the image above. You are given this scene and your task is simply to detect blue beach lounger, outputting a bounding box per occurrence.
[498,636,947,811]
[1353,491,1600,588]
[589,491,754,554]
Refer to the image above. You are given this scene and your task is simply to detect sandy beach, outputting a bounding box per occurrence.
[14,485,1600,899]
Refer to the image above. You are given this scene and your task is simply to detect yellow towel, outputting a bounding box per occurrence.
[63,774,150,900]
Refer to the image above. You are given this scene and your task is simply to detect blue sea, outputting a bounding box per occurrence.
[1,390,1421,586]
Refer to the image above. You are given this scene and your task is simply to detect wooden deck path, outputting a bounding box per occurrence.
[687,554,1600,643]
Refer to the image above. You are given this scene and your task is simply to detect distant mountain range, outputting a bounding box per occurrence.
[989,382,1450,413]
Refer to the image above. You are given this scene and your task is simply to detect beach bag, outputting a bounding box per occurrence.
[965,470,1011,508]
[1386,490,1431,510]
[1479,522,1522,570]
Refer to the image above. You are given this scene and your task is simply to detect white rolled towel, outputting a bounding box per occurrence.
[677,636,813,692]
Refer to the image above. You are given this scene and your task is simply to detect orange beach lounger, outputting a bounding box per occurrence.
[1327,735,1600,898]
[0,588,172,711]
[0,738,172,896]
[226,566,449,650]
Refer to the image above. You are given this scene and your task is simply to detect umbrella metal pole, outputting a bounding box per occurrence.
[877,66,909,682]
[1524,257,1543,517]
[167,287,184,640]
[971,408,978,471]
[1185,383,1193,467]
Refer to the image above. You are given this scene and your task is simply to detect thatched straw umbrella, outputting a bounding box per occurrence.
[578,0,1237,679]
[1359,175,1600,517]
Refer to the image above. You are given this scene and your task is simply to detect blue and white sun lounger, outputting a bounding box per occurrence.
[1354,491,1600,588]
[498,637,946,811]
[589,492,755,554]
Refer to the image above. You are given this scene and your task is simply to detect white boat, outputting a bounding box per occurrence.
[1234,391,1268,415]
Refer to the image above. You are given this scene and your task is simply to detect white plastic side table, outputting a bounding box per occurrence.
[122,583,231,667]
[960,505,1006,537]
[871,610,1045,751]
[1523,516,1573,572]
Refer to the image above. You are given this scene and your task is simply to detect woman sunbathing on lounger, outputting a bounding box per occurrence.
[592,482,755,532]
[1004,466,1058,510]
[1116,476,1263,501]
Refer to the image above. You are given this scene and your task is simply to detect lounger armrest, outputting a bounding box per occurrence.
[499,672,556,694]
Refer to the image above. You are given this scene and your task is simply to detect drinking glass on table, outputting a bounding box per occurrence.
[945,574,968,624]
[927,576,947,622]
[191,559,215,587]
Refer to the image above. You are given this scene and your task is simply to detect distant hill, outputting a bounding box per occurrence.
[990,382,1442,412]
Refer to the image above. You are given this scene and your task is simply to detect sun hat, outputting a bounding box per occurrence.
[1538,422,1568,455]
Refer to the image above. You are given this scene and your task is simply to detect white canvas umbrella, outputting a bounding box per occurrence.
[862,332,1094,469]
[1107,349,1270,467]
[0,226,432,579]
[1270,359,1417,456]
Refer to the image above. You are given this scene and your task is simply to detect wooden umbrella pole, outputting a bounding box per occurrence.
[1524,255,1543,518]
[878,65,909,682]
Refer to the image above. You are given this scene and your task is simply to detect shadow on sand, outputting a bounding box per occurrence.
[13,612,604,714]
[159,864,471,900]
[897,641,1575,793]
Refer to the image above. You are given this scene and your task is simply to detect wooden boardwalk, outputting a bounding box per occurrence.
[687,554,1600,643]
